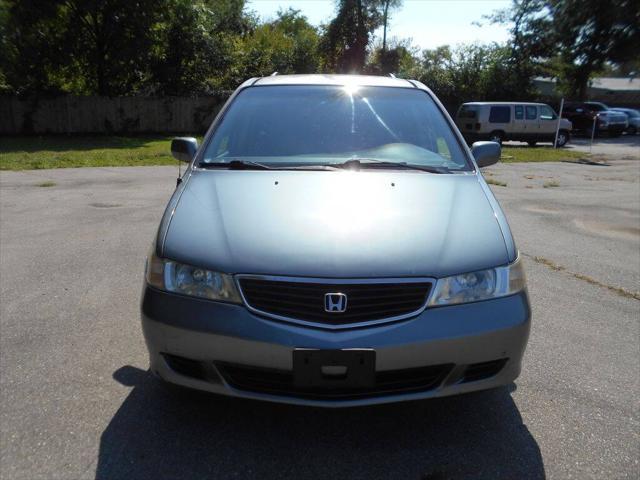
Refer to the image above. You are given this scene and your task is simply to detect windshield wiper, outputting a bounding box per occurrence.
[199,160,342,171]
[199,158,451,173]
[199,160,273,170]
[333,159,450,174]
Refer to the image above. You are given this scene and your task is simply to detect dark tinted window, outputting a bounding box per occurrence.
[203,85,470,170]
[515,105,524,120]
[586,102,607,111]
[526,106,537,120]
[457,105,477,119]
[489,106,510,123]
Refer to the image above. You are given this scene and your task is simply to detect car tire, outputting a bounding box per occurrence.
[628,126,637,135]
[489,131,504,144]
[556,130,569,147]
[609,130,622,138]
[527,141,537,147]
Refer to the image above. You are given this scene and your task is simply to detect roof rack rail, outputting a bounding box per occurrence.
[388,73,396,78]
[270,72,278,76]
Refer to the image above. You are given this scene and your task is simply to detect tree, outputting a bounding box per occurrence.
[550,0,640,98]
[380,0,402,53]
[218,8,320,88]
[367,37,416,75]
[2,0,165,95]
[1,0,257,95]
[270,8,321,74]
[150,0,247,95]
[399,43,538,112]
[319,0,384,73]
[482,0,552,100]
[488,0,640,99]
[0,0,69,94]
[60,0,164,95]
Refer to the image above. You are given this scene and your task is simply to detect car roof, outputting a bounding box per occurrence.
[461,102,549,107]
[252,74,416,88]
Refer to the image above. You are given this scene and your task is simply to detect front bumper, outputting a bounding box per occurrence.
[599,122,627,131]
[141,285,531,407]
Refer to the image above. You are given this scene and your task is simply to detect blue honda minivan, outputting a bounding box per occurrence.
[141,74,530,407]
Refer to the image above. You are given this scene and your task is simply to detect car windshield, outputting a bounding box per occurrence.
[587,102,608,111]
[202,85,471,171]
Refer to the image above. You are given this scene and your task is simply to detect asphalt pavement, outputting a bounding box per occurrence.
[1,139,638,479]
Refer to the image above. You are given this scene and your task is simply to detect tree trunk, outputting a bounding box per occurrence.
[573,66,592,100]
[352,0,368,72]
[576,79,588,101]
[89,6,108,96]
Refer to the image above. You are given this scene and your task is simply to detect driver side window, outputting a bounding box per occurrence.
[540,105,556,120]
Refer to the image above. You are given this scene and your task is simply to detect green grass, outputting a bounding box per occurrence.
[35,180,56,187]
[0,136,587,171]
[501,146,584,163]
[486,178,507,187]
[0,136,179,171]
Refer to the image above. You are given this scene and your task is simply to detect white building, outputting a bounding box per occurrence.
[533,76,640,107]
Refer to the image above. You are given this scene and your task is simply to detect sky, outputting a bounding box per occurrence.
[247,0,512,50]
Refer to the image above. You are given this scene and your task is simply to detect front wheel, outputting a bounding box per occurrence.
[489,131,504,144]
[527,141,537,147]
[556,130,569,147]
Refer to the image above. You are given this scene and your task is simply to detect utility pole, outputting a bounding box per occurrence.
[553,98,564,148]
[382,0,390,53]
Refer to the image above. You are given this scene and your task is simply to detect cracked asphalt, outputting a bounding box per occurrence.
[1,136,638,479]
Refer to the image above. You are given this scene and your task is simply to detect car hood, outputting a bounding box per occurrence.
[598,111,628,122]
[560,118,572,129]
[161,170,510,278]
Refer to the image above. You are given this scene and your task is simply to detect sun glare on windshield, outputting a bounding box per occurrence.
[342,82,360,96]
[202,85,471,170]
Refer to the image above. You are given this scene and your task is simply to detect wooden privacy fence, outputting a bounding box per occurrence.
[0,94,232,135]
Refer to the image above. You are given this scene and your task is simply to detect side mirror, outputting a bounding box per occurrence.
[471,141,501,168]
[171,137,198,163]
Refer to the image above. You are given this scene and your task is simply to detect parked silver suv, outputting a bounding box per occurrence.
[141,75,531,407]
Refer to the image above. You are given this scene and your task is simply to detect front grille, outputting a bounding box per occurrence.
[217,362,453,400]
[238,277,432,326]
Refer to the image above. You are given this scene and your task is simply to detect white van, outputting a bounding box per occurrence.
[456,102,572,147]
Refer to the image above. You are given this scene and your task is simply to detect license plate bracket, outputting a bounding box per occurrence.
[293,349,375,389]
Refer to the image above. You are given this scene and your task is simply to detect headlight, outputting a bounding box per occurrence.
[145,248,241,303]
[428,256,526,306]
